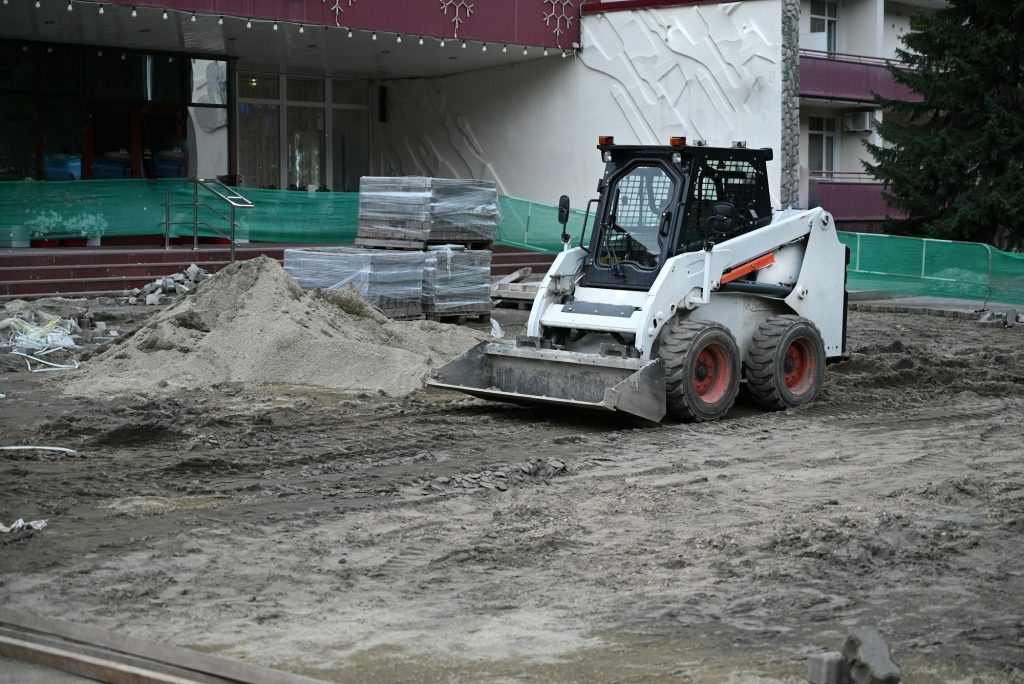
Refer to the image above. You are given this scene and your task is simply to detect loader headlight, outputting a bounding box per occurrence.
[603,151,613,162]
[671,152,682,164]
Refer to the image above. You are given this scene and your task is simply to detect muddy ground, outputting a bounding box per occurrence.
[1,309,1023,683]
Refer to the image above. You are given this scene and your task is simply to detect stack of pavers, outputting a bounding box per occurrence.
[355,176,499,250]
[423,246,492,319]
[349,176,497,320]
[282,247,426,319]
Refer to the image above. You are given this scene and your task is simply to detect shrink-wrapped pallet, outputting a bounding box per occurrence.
[283,247,425,317]
[357,176,500,243]
[423,246,492,314]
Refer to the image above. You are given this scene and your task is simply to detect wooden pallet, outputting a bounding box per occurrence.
[355,237,494,251]
[490,267,540,310]
[492,298,535,311]
[425,309,491,324]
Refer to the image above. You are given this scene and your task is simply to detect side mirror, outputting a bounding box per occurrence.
[704,201,737,248]
[711,202,735,220]
[558,194,571,248]
[557,195,571,225]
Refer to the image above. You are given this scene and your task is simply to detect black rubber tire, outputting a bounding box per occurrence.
[745,315,826,410]
[657,319,741,422]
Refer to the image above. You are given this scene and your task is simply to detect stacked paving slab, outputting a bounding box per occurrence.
[284,177,497,319]
[423,246,492,316]
[355,176,499,247]
[283,247,425,319]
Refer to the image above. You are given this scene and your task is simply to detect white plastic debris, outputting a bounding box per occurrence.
[2,316,81,372]
[0,519,48,533]
[1,445,78,454]
[490,318,504,339]
[1,317,79,351]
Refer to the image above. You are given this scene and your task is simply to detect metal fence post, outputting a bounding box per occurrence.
[230,206,236,264]
[164,191,170,250]
[192,179,199,251]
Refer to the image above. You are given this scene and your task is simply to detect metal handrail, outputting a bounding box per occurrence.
[809,171,883,183]
[799,48,905,68]
[197,178,254,209]
[163,179,254,262]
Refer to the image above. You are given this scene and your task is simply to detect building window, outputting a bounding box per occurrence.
[0,40,228,182]
[810,0,838,53]
[808,116,836,178]
[237,73,370,192]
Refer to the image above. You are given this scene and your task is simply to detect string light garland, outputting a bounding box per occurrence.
[18,2,575,60]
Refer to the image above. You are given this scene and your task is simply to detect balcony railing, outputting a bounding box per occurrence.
[809,175,905,223]
[799,49,921,104]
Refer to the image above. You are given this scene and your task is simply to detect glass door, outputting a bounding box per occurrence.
[87,107,136,179]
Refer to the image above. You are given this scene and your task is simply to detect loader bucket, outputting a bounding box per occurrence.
[428,342,667,423]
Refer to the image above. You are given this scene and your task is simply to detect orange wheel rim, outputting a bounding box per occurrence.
[783,337,816,394]
[692,343,730,403]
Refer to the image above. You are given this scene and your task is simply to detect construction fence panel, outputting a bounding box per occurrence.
[496,195,588,254]
[3,180,1022,306]
[838,232,1024,306]
[0,179,358,244]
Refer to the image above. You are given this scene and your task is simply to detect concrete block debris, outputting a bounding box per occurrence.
[123,263,209,306]
[807,627,900,684]
[807,652,849,684]
[842,627,901,684]
[977,308,1020,329]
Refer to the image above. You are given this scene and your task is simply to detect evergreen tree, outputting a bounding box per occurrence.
[864,0,1024,250]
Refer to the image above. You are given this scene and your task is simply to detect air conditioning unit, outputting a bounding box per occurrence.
[843,112,874,132]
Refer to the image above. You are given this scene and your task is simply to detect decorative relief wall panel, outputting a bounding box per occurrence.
[376,2,784,207]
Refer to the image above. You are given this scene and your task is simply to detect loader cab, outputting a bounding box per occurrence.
[582,139,773,291]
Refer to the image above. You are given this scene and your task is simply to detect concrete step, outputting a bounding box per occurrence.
[0,244,555,300]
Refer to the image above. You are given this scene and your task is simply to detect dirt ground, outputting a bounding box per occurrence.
[1,308,1023,683]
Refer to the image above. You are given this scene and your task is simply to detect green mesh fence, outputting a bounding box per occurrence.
[2,180,1022,306]
[838,232,1024,306]
[0,179,359,244]
[496,195,587,254]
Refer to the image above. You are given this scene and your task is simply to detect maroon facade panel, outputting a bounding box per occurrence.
[799,54,921,104]
[582,0,730,13]
[101,0,580,48]
[810,181,903,222]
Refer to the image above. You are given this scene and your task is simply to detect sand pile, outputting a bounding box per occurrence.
[65,256,490,398]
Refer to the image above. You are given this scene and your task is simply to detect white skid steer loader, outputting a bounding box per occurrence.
[429,137,849,422]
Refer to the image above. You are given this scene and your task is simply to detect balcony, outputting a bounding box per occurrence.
[799,50,921,104]
[808,172,905,226]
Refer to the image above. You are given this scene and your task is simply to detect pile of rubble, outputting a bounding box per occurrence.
[123,263,210,306]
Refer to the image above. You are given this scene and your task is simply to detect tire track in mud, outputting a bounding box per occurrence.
[4,309,1024,679]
